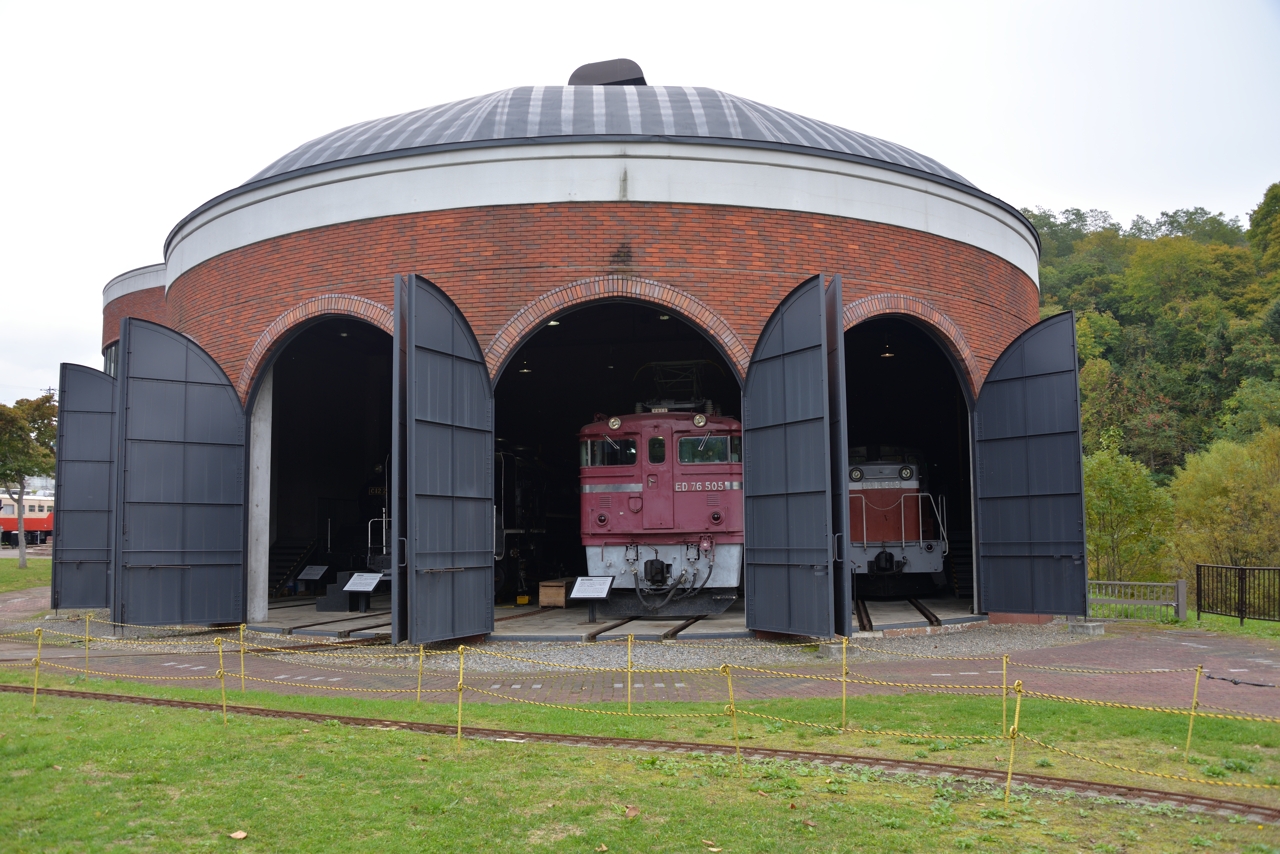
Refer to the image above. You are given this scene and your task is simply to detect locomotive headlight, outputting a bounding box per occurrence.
[899,466,914,480]
[849,467,863,482]
[607,416,622,430]
[692,413,707,428]
[710,511,723,524]
[596,513,609,526]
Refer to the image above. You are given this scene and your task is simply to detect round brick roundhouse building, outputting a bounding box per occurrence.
[67,61,1085,643]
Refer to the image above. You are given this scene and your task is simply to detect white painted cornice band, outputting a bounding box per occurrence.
[165,142,1040,290]
[103,263,166,308]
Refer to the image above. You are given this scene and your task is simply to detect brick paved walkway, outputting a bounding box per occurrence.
[2,626,1276,718]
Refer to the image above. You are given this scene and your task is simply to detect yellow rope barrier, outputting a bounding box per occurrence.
[8,627,1280,798]
[216,638,227,726]
[1001,654,1008,737]
[1019,689,1280,723]
[1004,680,1023,804]
[239,674,429,694]
[722,664,742,775]
[1185,664,1203,762]
[1011,663,1200,675]
[841,636,849,731]
[417,644,425,704]
[31,627,42,712]
[456,646,466,749]
[1018,734,1280,789]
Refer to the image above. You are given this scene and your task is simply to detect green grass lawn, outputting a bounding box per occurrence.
[1180,612,1280,641]
[0,556,51,595]
[3,667,1278,812]
[3,690,1278,853]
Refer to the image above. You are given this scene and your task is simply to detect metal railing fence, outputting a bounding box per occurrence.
[1196,564,1280,625]
[1087,580,1186,622]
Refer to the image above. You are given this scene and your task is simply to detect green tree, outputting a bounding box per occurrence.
[1083,435,1173,581]
[1154,208,1247,246]
[1219,378,1280,441]
[1171,427,1280,570]
[0,394,57,569]
[1247,183,1280,273]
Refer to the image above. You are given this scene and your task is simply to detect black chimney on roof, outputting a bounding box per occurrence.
[568,58,647,86]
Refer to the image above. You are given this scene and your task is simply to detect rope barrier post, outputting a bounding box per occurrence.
[215,638,228,726]
[238,624,246,692]
[841,635,849,731]
[1184,664,1203,762]
[627,633,634,716]
[31,628,42,712]
[84,614,91,676]
[1003,680,1023,804]
[456,646,466,750]
[417,644,425,703]
[1001,653,1009,736]
[721,664,743,776]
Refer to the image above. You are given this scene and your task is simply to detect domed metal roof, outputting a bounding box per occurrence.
[249,86,973,188]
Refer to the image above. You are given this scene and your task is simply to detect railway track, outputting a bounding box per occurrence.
[3,683,1276,824]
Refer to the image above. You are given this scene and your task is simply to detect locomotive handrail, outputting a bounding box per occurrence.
[848,491,948,556]
[924,492,949,556]
[849,494,868,549]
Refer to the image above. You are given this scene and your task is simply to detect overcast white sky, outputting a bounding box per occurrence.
[1,0,1277,406]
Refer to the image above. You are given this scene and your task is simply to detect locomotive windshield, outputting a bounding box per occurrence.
[579,438,638,466]
[677,435,742,464]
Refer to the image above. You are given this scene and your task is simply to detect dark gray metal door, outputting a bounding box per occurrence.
[743,275,836,637]
[390,275,410,645]
[973,311,1087,615]
[402,274,494,643]
[823,275,853,637]
[52,364,116,609]
[113,319,245,625]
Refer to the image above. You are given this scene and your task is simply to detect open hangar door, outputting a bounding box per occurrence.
[972,312,1087,616]
[842,315,975,616]
[744,286,1086,639]
[742,274,851,638]
[112,319,246,626]
[52,363,117,610]
[485,293,743,618]
[261,318,393,606]
[391,275,495,645]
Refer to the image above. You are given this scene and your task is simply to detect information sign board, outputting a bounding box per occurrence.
[297,565,328,581]
[570,576,614,599]
[343,572,384,592]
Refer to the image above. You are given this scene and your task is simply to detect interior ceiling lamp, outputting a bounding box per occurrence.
[880,333,894,358]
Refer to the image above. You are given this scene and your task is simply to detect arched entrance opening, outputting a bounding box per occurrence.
[843,317,974,613]
[264,317,394,604]
[491,300,742,605]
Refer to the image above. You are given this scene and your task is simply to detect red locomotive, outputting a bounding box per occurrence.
[847,446,949,596]
[579,411,743,617]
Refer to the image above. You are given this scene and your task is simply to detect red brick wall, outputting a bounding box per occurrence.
[102,286,169,349]
[152,202,1038,398]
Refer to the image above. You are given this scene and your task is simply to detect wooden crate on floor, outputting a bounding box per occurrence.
[538,577,580,608]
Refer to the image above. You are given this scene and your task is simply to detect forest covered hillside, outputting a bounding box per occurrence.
[1025,182,1280,580]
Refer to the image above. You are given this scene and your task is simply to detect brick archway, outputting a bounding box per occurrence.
[485,275,751,380]
[235,294,394,401]
[842,294,981,398]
